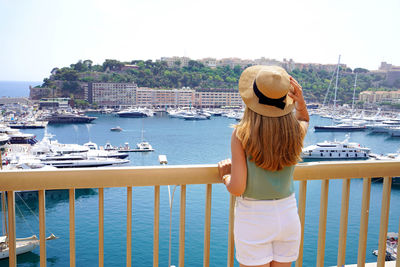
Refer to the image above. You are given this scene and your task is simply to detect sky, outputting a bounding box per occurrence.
[0,0,399,81]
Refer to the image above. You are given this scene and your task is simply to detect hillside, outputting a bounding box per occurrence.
[37,59,397,105]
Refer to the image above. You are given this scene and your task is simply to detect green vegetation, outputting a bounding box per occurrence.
[38,59,398,104]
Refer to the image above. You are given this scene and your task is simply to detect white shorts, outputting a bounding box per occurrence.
[234,194,301,266]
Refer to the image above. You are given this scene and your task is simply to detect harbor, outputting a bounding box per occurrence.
[0,111,399,266]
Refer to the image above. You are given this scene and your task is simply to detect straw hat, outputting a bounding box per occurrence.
[238,65,294,117]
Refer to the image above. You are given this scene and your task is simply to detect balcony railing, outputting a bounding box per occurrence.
[0,160,399,267]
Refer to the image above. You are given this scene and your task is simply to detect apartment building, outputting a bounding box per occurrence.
[88,82,137,107]
[359,90,400,103]
[194,89,243,108]
[87,82,243,108]
[136,87,195,107]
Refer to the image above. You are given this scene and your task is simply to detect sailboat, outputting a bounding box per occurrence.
[0,175,57,260]
[314,56,366,132]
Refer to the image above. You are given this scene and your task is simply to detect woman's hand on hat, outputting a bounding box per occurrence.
[288,77,306,109]
[218,158,232,180]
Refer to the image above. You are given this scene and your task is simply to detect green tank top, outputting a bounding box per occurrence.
[242,157,295,200]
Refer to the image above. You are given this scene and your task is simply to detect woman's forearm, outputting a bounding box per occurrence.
[295,101,309,122]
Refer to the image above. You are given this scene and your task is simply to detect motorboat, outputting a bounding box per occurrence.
[372,232,398,261]
[301,136,370,160]
[110,126,123,132]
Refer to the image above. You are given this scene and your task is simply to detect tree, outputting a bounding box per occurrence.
[61,81,80,95]
[354,68,369,73]
[83,60,93,70]
[103,59,124,71]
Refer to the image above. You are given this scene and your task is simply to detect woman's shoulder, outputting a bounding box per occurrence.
[299,120,309,134]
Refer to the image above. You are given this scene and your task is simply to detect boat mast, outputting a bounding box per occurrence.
[352,72,358,111]
[322,67,337,107]
[333,55,341,116]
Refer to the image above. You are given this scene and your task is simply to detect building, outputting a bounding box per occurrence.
[199,58,217,68]
[160,57,191,68]
[194,89,243,108]
[216,58,253,68]
[136,87,195,108]
[29,86,51,100]
[0,97,32,106]
[88,82,137,107]
[359,90,400,103]
[39,98,70,109]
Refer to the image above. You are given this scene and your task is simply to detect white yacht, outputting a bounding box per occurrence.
[37,153,129,168]
[302,136,370,160]
[136,141,154,152]
[117,107,153,118]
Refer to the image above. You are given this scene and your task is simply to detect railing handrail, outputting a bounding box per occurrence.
[1,160,400,191]
[1,160,399,267]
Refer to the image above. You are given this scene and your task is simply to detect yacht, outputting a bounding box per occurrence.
[38,153,129,168]
[117,108,153,118]
[183,114,208,120]
[302,136,370,160]
[314,124,366,132]
[8,121,48,129]
[44,112,97,124]
[0,125,37,145]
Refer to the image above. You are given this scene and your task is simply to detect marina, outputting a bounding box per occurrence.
[0,112,399,266]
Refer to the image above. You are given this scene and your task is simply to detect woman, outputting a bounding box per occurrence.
[218,65,309,267]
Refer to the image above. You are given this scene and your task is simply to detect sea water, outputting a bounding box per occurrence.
[1,113,400,266]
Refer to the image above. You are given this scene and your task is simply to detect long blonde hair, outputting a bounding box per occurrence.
[234,107,306,171]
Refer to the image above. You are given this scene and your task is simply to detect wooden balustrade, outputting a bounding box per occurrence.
[0,161,399,267]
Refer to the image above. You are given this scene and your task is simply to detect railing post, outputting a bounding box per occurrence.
[179,185,186,267]
[69,189,76,267]
[98,188,104,267]
[203,184,212,267]
[127,187,132,267]
[338,178,351,267]
[316,179,329,267]
[38,190,46,267]
[7,191,16,267]
[153,185,160,267]
[397,217,400,267]
[357,177,371,266]
[296,180,307,267]
[227,194,235,267]
[377,176,392,267]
